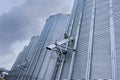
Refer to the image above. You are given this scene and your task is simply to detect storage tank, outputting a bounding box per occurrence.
[9,14,70,80]
[54,0,120,80]
[23,14,69,80]
[9,36,39,80]
[9,0,120,79]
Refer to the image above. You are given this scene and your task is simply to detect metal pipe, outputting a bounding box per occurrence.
[56,45,65,80]
[67,13,82,80]
[57,56,65,80]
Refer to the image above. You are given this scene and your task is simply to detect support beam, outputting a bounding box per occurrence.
[57,55,65,80]
[46,38,73,50]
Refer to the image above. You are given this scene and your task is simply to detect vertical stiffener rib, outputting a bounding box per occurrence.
[85,0,96,79]
[109,0,118,80]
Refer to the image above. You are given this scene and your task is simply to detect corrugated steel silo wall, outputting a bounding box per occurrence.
[9,36,39,80]
[56,0,120,80]
[113,0,120,78]
[9,14,70,80]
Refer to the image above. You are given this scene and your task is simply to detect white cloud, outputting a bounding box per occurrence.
[0,0,74,70]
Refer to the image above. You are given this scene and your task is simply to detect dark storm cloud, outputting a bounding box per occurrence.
[0,0,73,55]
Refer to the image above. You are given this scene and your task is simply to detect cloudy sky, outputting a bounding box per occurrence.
[0,0,74,70]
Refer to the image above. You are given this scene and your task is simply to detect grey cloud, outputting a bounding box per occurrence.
[0,0,74,55]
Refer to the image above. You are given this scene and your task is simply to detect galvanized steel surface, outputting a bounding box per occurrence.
[56,0,120,79]
[9,14,70,80]
[9,0,120,79]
